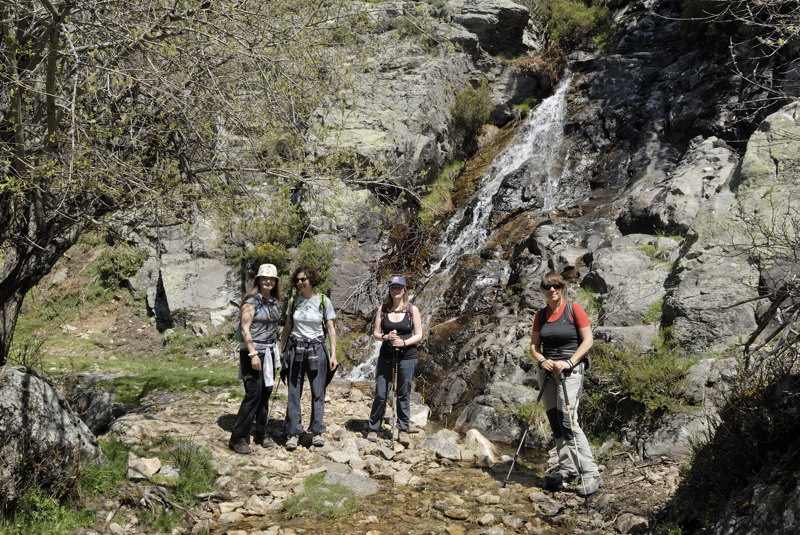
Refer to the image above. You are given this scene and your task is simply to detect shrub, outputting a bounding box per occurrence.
[451,78,492,137]
[0,488,93,535]
[582,338,698,433]
[537,0,613,50]
[293,238,335,293]
[96,242,148,287]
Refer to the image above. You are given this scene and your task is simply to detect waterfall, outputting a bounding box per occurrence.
[347,340,382,382]
[430,74,573,274]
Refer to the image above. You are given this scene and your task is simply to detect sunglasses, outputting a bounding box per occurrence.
[541,284,564,290]
[296,277,308,283]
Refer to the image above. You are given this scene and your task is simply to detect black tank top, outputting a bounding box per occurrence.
[379,306,418,360]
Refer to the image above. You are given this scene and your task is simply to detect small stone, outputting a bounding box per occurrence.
[218,501,244,514]
[443,508,470,520]
[476,493,500,505]
[478,513,496,526]
[217,512,244,525]
[126,452,161,480]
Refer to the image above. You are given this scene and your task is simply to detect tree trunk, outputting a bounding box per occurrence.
[0,288,26,367]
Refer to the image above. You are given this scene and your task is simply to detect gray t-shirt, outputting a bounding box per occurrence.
[290,295,336,339]
[240,294,280,350]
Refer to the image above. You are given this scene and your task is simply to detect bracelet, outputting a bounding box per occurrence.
[248,352,258,358]
[402,340,406,347]
[568,360,575,370]
[537,359,547,369]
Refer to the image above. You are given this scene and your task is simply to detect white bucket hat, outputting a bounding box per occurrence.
[255,263,278,279]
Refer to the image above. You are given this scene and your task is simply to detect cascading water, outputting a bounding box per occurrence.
[430,74,573,274]
[347,340,382,382]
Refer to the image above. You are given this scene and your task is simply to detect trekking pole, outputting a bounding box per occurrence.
[503,373,550,487]
[560,372,587,496]
[390,348,399,447]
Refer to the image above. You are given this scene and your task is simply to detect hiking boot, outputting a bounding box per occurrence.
[312,433,326,447]
[366,431,378,442]
[576,475,604,497]
[398,430,410,446]
[228,439,251,455]
[543,471,575,491]
[255,435,275,448]
[285,435,299,451]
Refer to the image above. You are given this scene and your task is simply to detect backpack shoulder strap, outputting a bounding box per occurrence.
[538,306,548,325]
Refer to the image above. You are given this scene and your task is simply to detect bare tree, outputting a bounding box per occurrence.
[683,0,800,117]
[0,0,366,365]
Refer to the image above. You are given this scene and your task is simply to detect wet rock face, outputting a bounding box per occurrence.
[0,367,105,505]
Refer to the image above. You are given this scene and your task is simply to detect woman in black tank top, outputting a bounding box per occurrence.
[367,275,424,445]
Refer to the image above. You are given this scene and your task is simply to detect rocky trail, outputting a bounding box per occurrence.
[103,377,682,535]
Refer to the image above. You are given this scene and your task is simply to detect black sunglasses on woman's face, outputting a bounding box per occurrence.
[541,284,564,290]
[296,277,308,282]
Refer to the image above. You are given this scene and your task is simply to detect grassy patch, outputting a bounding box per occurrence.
[80,439,131,497]
[643,296,664,325]
[575,286,601,325]
[419,160,464,225]
[0,489,93,535]
[97,356,238,406]
[283,472,360,518]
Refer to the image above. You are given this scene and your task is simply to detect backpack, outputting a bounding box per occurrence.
[235,295,268,344]
[286,293,330,338]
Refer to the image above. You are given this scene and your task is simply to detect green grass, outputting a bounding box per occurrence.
[643,296,664,325]
[97,355,238,405]
[80,439,131,496]
[283,472,360,519]
[0,489,93,535]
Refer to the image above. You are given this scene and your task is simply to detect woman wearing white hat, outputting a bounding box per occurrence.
[229,263,282,454]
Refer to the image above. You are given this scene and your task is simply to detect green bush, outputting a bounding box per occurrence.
[538,0,613,49]
[293,237,335,293]
[582,337,698,433]
[451,78,492,136]
[96,242,148,286]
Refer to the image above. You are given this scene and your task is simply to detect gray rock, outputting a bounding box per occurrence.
[639,409,712,461]
[616,512,649,534]
[126,452,162,480]
[594,325,659,349]
[0,367,105,504]
[323,472,381,496]
[420,429,462,461]
[71,390,117,435]
[449,0,529,56]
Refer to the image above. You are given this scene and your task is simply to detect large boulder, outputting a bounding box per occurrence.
[665,102,800,351]
[0,367,105,505]
[449,0,529,56]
